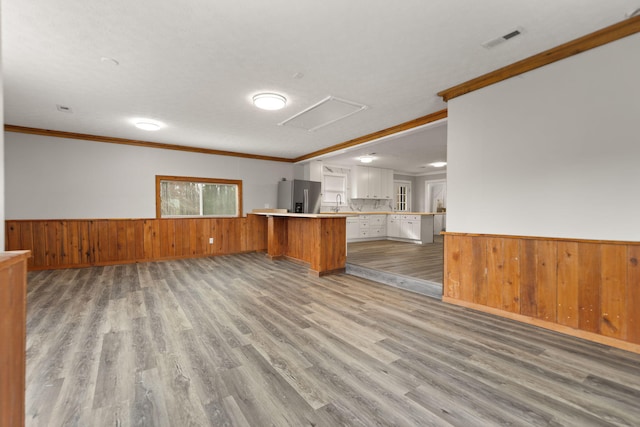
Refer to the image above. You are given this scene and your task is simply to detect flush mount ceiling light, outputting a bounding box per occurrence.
[429,161,447,167]
[359,155,374,164]
[133,119,164,131]
[253,93,287,110]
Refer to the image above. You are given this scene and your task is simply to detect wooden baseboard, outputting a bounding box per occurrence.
[443,296,640,355]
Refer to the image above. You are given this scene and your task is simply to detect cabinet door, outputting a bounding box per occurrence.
[380,169,394,199]
[388,217,401,237]
[401,219,421,240]
[368,167,381,198]
[350,165,370,198]
[408,220,421,240]
[346,218,359,239]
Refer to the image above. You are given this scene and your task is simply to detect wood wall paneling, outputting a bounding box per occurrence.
[578,243,601,334]
[556,242,579,329]
[628,246,640,343]
[4,217,268,270]
[443,234,461,299]
[443,233,640,352]
[0,251,30,427]
[501,238,521,313]
[535,240,557,323]
[600,244,627,340]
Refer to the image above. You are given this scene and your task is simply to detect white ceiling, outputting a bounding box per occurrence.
[315,119,448,175]
[3,1,638,160]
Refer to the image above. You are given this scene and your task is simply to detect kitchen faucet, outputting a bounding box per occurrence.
[334,194,342,213]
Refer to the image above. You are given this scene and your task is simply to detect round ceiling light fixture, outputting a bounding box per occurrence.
[359,155,374,164]
[134,119,163,131]
[429,161,447,167]
[253,93,287,110]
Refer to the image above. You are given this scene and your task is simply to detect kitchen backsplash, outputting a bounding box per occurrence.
[321,198,394,213]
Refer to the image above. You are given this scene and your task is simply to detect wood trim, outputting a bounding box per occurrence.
[155,175,243,218]
[4,125,294,163]
[443,296,640,355]
[442,231,640,246]
[438,15,640,102]
[6,112,448,165]
[292,109,448,162]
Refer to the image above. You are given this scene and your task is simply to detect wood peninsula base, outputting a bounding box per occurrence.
[253,213,349,276]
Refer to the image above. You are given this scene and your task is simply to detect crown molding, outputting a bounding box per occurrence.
[4,125,294,163]
[438,15,640,102]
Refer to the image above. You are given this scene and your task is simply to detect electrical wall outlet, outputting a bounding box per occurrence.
[209,237,214,244]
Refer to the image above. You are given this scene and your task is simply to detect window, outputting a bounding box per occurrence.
[394,181,411,212]
[322,173,347,205]
[156,176,242,218]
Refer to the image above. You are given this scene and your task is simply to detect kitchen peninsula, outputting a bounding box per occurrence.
[251,212,353,276]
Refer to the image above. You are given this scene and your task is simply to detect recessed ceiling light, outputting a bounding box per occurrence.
[134,119,163,131]
[429,161,447,167]
[253,93,287,110]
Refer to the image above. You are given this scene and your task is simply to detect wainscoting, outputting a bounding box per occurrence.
[5,215,267,270]
[443,232,640,353]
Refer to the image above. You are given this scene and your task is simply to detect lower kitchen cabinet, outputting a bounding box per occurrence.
[387,215,401,238]
[348,213,436,244]
[346,217,360,240]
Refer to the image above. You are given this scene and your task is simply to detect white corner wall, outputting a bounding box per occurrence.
[447,33,640,241]
[4,133,293,219]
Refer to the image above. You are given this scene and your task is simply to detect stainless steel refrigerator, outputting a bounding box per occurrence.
[277,179,322,213]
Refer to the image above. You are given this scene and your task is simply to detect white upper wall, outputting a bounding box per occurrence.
[4,133,294,219]
[447,33,640,241]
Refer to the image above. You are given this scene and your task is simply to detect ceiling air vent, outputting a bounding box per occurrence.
[482,27,525,49]
[279,96,368,132]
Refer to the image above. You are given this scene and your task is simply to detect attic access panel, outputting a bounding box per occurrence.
[279,96,368,132]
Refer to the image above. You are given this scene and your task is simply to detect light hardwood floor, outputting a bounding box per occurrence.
[26,253,640,426]
[347,237,444,283]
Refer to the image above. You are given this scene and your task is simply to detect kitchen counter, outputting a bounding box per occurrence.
[249,213,347,276]
[253,212,357,218]
[320,211,446,216]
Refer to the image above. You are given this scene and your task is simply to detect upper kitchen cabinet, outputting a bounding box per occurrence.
[350,166,394,199]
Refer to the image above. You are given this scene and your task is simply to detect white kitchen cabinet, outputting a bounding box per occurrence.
[346,217,360,240]
[368,214,386,238]
[380,169,394,200]
[347,214,386,242]
[400,215,421,240]
[387,214,401,238]
[350,166,394,199]
[346,213,438,243]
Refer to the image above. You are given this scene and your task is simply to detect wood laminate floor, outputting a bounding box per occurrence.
[25,253,640,426]
[347,237,444,284]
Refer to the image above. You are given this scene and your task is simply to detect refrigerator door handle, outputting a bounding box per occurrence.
[303,189,309,213]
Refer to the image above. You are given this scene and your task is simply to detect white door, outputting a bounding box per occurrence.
[426,180,447,233]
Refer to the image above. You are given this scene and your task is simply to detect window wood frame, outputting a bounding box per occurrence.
[155,175,243,218]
